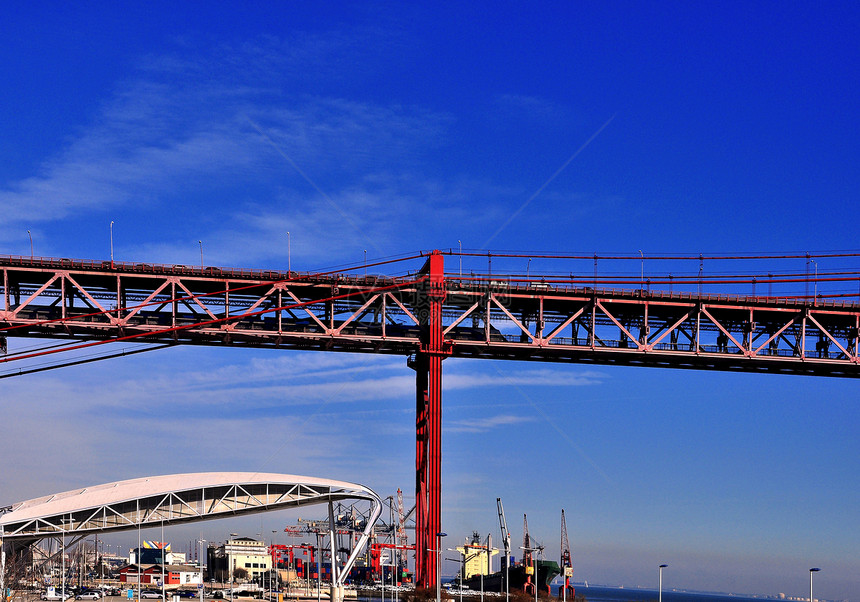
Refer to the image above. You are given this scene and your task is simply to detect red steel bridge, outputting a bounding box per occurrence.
[2,251,860,588]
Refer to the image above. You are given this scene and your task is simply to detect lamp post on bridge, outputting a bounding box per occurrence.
[458,240,462,277]
[810,259,818,300]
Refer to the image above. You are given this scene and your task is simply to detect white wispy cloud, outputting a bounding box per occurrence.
[493,93,576,126]
[447,413,537,433]
[0,35,456,260]
[1,29,577,268]
[55,351,605,414]
[1,345,606,418]
[445,368,606,390]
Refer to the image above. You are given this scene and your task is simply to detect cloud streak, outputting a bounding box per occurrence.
[447,413,536,433]
[0,36,455,265]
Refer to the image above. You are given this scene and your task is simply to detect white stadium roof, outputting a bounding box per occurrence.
[0,472,382,594]
[0,472,380,539]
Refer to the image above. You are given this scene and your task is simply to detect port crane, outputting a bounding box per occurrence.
[281,496,416,585]
[396,489,408,577]
[522,514,532,567]
[522,514,546,596]
[277,505,367,583]
[559,510,574,600]
[496,497,512,598]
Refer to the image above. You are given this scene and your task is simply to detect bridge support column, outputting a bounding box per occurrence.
[412,251,447,589]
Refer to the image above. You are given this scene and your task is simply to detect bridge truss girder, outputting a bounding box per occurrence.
[1,256,858,376]
[2,254,860,589]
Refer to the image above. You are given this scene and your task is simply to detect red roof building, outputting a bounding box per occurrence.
[118,564,201,586]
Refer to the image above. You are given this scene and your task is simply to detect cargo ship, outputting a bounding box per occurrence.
[455,521,561,597]
[459,557,561,595]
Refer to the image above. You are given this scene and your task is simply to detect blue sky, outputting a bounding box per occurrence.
[1,2,858,600]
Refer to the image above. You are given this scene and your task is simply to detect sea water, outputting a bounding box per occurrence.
[551,584,782,602]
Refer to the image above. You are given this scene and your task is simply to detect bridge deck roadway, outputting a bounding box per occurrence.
[1,255,858,377]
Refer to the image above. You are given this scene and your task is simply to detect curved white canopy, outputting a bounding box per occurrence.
[0,472,382,595]
[1,472,376,535]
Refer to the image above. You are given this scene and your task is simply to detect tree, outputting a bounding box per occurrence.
[232,568,248,582]
[2,547,31,602]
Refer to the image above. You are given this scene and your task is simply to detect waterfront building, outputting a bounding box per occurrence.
[207,537,271,584]
[131,542,180,565]
[118,564,202,585]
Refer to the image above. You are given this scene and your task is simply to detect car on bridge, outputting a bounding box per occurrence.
[75,592,101,600]
[41,592,71,601]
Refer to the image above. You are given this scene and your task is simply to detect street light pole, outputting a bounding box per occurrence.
[97,533,102,587]
[199,240,204,269]
[809,568,820,602]
[62,515,68,601]
[198,540,207,596]
[505,538,509,602]
[0,527,5,602]
[110,221,115,268]
[459,555,463,602]
[447,547,479,602]
[658,564,668,602]
[137,514,142,602]
[483,534,492,602]
[520,545,540,602]
[315,531,321,602]
[270,530,277,602]
[436,532,447,602]
[27,230,33,259]
[161,521,165,602]
[229,533,238,602]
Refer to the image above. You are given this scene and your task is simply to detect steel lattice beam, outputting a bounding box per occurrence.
[3,254,860,590]
[1,255,858,376]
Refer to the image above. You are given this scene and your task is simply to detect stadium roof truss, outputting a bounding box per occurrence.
[0,473,382,592]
